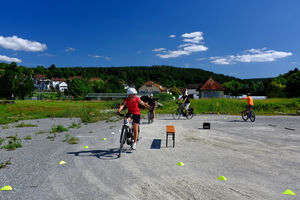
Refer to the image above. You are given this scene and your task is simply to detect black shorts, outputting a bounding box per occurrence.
[126,113,140,124]
[246,105,253,110]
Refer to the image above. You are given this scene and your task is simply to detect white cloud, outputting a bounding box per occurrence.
[210,48,292,65]
[196,57,207,61]
[152,48,166,52]
[157,50,189,58]
[65,47,75,52]
[38,53,54,57]
[0,35,47,52]
[88,54,111,60]
[169,34,176,38]
[156,31,208,59]
[0,54,22,63]
[183,44,208,53]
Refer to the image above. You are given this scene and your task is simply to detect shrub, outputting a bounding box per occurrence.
[51,125,68,133]
[1,135,22,151]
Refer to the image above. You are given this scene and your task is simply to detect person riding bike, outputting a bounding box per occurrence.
[176,90,190,116]
[117,88,150,150]
[147,93,157,121]
[242,93,254,113]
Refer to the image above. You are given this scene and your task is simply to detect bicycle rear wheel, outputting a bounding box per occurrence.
[172,109,181,120]
[250,111,255,122]
[241,111,248,121]
[119,127,127,158]
[186,113,194,119]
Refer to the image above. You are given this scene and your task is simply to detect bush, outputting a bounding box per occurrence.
[51,125,68,133]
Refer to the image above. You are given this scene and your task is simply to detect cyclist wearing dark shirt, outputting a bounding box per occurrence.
[177,91,190,116]
[147,93,157,120]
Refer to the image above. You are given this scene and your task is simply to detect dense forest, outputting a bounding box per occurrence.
[0,62,299,99]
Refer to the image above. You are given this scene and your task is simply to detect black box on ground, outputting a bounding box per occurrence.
[203,122,210,129]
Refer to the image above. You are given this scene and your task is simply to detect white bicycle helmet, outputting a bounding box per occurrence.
[127,88,137,95]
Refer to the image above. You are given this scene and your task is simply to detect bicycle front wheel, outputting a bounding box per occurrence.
[119,127,127,158]
[250,111,255,122]
[241,111,248,121]
[172,109,181,120]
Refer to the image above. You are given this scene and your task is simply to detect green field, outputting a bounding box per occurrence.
[0,98,299,125]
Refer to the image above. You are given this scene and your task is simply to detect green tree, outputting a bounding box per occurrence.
[285,71,300,97]
[222,80,243,96]
[67,79,92,98]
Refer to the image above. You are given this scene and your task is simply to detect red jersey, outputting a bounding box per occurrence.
[125,96,140,115]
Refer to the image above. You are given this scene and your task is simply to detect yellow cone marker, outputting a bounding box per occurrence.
[83,146,88,149]
[217,112,219,115]
[59,160,67,165]
[218,176,227,181]
[1,185,12,191]
[102,138,107,141]
[283,189,296,195]
[177,162,184,166]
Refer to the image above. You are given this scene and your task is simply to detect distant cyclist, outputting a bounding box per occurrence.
[147,94,157,121]
[177,90,190,116]
[242,93,254,113]
[117,88,150,150]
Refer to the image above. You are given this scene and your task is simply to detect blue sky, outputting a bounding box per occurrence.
[0,0,299,78]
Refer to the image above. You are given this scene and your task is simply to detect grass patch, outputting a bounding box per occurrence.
[88,130,93,133]
[63,134,79,144]
[15,123,38,128]
[109,125,116,129]
[24,135,32,140]
[1,135,22,151]
[69,122,81,129]
[2,125,9,129]
[35,130,45,135]
[0,158,12,169]
[0,137,5,145]
[51,125,68,133]
[47,134,56,141]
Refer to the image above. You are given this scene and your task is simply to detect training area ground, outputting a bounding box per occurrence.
[0,115,299,200]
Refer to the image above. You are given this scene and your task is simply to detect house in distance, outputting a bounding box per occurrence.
[138,81,166,93]
[199,78,225,98]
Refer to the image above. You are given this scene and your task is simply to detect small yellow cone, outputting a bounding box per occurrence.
[1,185,12,191]
[59,160,67,165]
[102,138,107,141]
[283,189,296,195]
[83,146,88,149]
[217,112,219,115]
[177,162,184,166]
[218,176,227,181]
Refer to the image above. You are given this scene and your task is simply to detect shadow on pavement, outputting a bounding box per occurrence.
[67,148,132,160]
[150,139,161,149]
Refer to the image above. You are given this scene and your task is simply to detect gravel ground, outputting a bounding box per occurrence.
[0,115,299,200]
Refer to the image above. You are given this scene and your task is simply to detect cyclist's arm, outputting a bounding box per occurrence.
[138,99,151,108]
[117,99,126,113]
[155,101,157,107]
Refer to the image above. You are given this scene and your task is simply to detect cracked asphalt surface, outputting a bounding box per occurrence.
[0,115,299,200]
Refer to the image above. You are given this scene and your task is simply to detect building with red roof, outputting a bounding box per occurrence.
[138,81,166,93]
[199,78,225,98]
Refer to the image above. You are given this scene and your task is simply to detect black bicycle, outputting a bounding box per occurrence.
[148,106,155,124]
[117,113,140,158]
[241,108,255,122]
[172,103,194,120]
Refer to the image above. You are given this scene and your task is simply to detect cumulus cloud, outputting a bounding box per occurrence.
[152,48,166,52]
[0,35,47,52]
[155,31,208,59]
[0,54,22,63]
[88,54,111,60]
[65,47,75,52]
[210,48,292,64]
[169,34,176,38]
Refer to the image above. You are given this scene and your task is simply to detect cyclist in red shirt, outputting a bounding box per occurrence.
[117,88,150,150]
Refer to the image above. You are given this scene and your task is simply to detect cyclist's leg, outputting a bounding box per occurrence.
[132,115,140,143]
[185,103,190,115]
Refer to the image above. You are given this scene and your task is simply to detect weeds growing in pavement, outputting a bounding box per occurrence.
[69,122,81,129]
[0,158,12,169]
[1,135,22,150]
[51,125,68,133]
[35,130,45,135]
[15,123,38,128]
[63,134,79,144]
[2,125,9,129]
[0,137,5,145]
[24,135,32,140]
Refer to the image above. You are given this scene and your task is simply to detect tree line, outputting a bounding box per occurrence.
[0,62,299,99]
